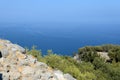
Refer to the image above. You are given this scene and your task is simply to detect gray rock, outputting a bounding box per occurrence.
[0,39,76,80]
[6,44,13,49]
[9,71,21,80]
[74,54,81,63]
[64,74,76,80]
[27,55,37,64]
[2,73,10,80]
[0,39,25,58]
[11,48,17,53]
[40,72,53,80]
[14,44,25,53]
[33,69,43,79]
[5,40,11,44]
[21,66,35,75]
[54,70,65,80]
[0,48,9,58]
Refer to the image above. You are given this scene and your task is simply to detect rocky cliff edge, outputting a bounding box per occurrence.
[0,39,76,80]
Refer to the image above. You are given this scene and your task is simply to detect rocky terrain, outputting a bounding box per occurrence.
[97,52,110,60]
[0,39,76,80]
[74,52,110,63]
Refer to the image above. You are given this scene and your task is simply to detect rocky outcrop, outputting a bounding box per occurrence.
[97,52,110,61]
[73,54,81,63]
[0,39,25,58]
[0,39,76,80]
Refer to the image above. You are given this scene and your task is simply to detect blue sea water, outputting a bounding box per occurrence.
[0,23,120,55]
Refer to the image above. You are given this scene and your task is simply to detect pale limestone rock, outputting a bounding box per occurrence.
[34,61,48,69]
[97,52,110,60]
[21,66,35,75]
[0,39,76,80]
[26,55,37,64]
[9,71,21,80]
[2,72,10,80]
[14,44,25,53]
[0,48,9,58]
[0,39,25,58]
[16,51,26,60]
[64,74,76,80]
[54,70,66,80]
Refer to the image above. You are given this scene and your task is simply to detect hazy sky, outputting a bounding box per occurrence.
[0,0,120,24]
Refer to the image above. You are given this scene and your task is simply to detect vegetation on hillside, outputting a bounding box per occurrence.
[78,44,120,62]
[26,45,120,80]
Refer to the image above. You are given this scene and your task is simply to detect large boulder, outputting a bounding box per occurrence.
[0,39,76,80]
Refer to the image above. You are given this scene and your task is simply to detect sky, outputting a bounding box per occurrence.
[0,0,120,24]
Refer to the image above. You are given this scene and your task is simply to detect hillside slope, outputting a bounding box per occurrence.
[0,39,76,80]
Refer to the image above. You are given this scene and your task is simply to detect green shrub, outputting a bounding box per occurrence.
[26,45,120,80]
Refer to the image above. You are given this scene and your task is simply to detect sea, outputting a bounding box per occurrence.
[0,22,120,56]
